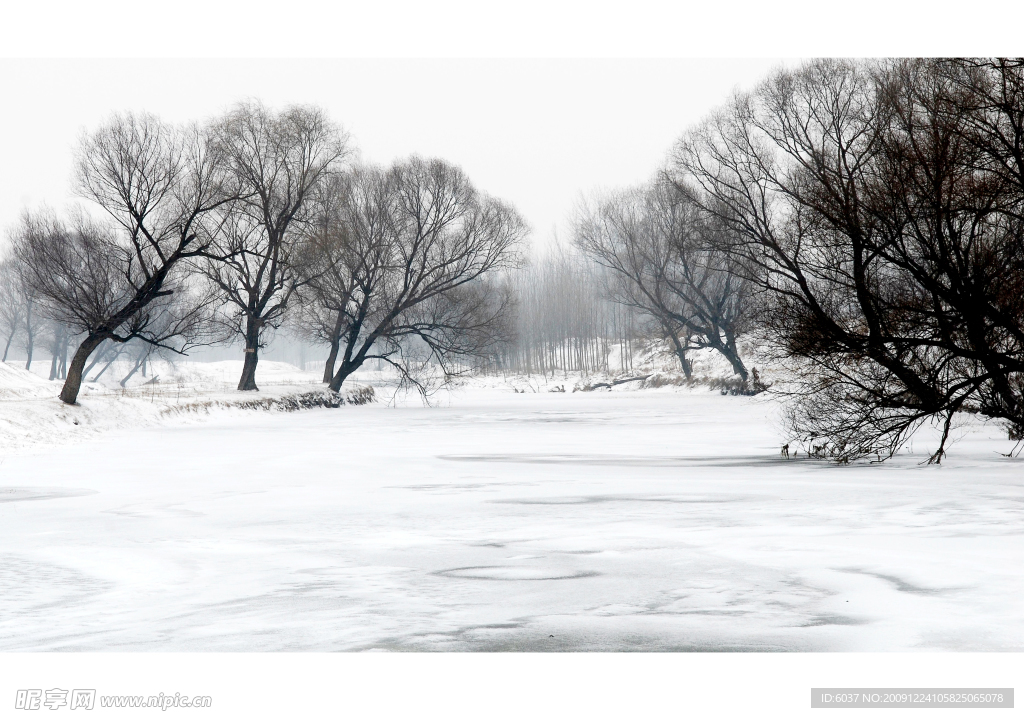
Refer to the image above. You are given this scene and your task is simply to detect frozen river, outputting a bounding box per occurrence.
[1,387,1022,650]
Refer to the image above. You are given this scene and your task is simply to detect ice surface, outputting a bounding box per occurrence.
[0,369,1022,651]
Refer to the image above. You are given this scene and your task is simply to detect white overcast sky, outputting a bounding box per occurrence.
[0,58,796,252]
[1,1,1018,253]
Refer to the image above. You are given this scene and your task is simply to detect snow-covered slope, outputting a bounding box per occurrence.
[0,360,373,455]
[0,361,54,400]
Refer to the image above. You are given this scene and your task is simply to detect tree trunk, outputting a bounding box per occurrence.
[119,352,147,387]
[59,333,106,405]
[238,350,259,390]
[328,358,362,392]
[666,330,692,379]
[49,351,59,380]
[2,332,13,362]
[323,337,341,383]
[720,337,748,384]
[24,303,34,370]
[59,333,69,379]
[322,311,346,383]
[237,317,261,391]
[82,340,110,379]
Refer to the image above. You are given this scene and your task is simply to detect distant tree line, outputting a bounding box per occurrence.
[477,242,643,378]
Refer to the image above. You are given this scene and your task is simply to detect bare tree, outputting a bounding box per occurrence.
[117,339,162,387]
[294,157,527,392]
[22,286,37,371]
[13,112,231,404]
[0,254,41,370]
[82,339,120,382]
[44,321,73,381]
[0,258,26,362]
[202,102,351,391]
[575,178,754,383]
[671,58,1024,461]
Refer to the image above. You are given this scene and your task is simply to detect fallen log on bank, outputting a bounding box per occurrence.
[578,375,652,392]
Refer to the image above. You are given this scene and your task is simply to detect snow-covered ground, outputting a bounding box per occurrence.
[0,360,372,454]
[1,360,1022,651]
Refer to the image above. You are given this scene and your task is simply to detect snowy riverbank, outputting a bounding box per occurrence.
[0,361,373,456]
[0,343,764,457]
